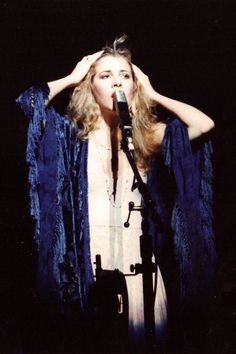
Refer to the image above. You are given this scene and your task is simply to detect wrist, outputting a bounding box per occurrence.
[64,75,76,87]
[150,91,162,104]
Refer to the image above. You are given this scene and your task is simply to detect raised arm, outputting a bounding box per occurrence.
[133,64,215,141]
[47,51,103,103]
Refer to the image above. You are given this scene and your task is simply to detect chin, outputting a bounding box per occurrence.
[100,103,116,114]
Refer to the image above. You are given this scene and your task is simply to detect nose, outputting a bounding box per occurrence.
[112,77,122,88]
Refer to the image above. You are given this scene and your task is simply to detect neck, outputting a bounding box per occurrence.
[100,106,119,129]
[93,117,121,150]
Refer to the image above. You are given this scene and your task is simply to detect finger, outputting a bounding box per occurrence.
[86,51,104,60]
[90,50,104,61]
[132,64,142,74]
[93,50,104,56]
[132,65,141,79]
[132,63,139,70]
[81,51,103,66]
[81,55,90,62]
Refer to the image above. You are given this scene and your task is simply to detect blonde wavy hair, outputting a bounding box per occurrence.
[67,35,161,168]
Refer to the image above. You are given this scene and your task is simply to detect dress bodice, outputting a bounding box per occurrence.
[88,120,146,229]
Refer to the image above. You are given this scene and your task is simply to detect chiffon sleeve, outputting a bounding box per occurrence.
[15,84,73,247]
[15,84,82,308]
[16,84,52,243]
[166,119,215,303]
[152,118,216,307]
[16,83,50,120]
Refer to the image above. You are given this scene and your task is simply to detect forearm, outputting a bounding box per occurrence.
[153,92,215,139]
[47,75,74,103]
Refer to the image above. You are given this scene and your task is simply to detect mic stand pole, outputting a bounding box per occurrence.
[120,127,162,352]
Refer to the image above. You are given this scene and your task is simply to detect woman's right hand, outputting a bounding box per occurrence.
[68,50,104,86]
[47,51,103,102]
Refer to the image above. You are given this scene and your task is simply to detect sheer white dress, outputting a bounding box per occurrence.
[87,119,167,345]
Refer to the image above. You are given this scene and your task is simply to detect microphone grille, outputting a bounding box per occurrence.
[114,90,127,103]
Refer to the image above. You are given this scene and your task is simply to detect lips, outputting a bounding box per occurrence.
[111,89,123,98]
[111,90,122,111]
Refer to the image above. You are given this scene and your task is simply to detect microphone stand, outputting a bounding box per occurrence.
[120,125,162,353]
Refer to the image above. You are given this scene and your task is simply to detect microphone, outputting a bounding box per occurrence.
[113,90,132,130]
[113,90,134,150]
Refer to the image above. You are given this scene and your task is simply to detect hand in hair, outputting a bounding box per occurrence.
[47,51,103,102]
[69,51,104,86]
[132,64,214,139]
[132,64,157,102]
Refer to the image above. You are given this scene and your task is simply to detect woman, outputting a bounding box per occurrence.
[16,35,216,352]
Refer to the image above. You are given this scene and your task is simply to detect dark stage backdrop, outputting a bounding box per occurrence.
[0,0,235,352]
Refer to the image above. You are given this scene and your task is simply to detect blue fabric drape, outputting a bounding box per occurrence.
[148,119,216,307]
[16,85,93,311]
[16,85,216,312]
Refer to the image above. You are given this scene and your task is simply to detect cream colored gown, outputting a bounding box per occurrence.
[87,119,167,345]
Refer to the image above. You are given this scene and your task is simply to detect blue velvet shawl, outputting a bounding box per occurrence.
[16,84,216,312]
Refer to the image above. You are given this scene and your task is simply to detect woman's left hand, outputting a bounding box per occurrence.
[133,64,215,139]
[132,64,157,101]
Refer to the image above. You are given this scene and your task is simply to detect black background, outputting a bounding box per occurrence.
[0,0,235,352]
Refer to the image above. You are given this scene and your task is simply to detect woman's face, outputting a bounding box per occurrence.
[91,56,135,113]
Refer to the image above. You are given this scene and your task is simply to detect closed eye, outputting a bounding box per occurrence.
[122,73,131,79]
[98,71,131,79]
[100,74,110,79]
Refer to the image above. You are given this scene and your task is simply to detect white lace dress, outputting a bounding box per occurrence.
[87,119,167,344]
